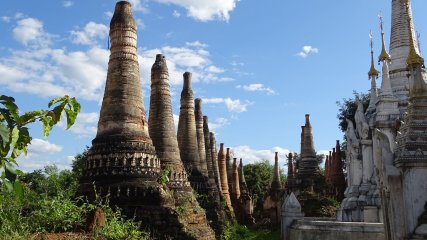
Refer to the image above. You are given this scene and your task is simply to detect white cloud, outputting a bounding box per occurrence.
[236,83,275,95]
[232,145,291,167]
[1,16,11,22]
[28,138,63,154]
[206,65,224,73]
[154,0,238,22]
[128,0,148,12]
[139,43,230,85]
[104,11,114,18]
[173,10,181,18]
[203,97,252,113]
[173,114,179,131]
[209,117,229,131]
[13,18,53,47]
[0,46,109,101]
[186,41,208,48]
[70,22,109,45]
[63,1,74,7]
[64,112,99,138]
[296,45,319,58]
[2,18,229,104]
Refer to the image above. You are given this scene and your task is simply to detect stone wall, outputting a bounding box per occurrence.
[288,219,385,240]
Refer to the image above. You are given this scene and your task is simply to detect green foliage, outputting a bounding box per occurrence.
[243,160,276,218]
[72,146,89,178]
[336,91,369,133]
[0,95,80,199]
[94,207,148,240]
[297,191,340,217]
[0,149,147,239]
[220,222,280,240]
[158,165,171,185]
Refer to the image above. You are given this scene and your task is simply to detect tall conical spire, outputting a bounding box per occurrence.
[239,158,247,189]
[203,116,215,182]
[149,54,189,190]
[404,0,424,67]
[232,158,241,200]
[177,72,202,176]
[287,153,294,178]
[270,152,282,193]
[210,132,222,194]
[218,143,232,208]
[367,31,379,114]
[378,15,391,63]
[369,31,380,78]
[195,99,208,177]
[82,0,162,207]
[298,114,319,178]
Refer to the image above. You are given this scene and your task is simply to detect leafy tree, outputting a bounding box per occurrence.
[336,91,370,133]
[0,95,80,199]
[243,160,286,218]
[72,146,89,179]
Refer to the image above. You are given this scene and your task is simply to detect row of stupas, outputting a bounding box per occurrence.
[78,1,256,238]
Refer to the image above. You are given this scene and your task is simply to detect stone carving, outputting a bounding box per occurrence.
[355,99,370,140]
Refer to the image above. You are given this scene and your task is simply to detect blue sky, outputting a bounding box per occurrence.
[1,0,426,171]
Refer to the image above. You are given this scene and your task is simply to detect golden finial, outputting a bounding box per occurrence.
[369,30,379,78]
[405,0,424,67]
[378,14,391,62]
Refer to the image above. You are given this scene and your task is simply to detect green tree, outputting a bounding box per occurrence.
[0,95,80,199]
[336,91,370,133]
[243,160,286,218]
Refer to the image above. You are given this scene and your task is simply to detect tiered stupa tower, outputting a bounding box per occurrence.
[177,72,205,190]
[81,3,215,239]
[81,0,167,213]
[148,54,215,238]
[299,114,320,180]
[389,0,420,113]
[195,99,209,177]
[149,54,191,194]
[218,143,233,210]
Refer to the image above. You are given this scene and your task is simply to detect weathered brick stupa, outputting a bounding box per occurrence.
[226,148,234,195]
[218,143,233,210]
[210,132,222,195]
[203,116,217,189]
[79,2,214,238]
[177,72,206,191]
[329,141,345,201]
[148,54,215,238]
[262,152,283,226]
[195,98,209,178]
[238,158,255,225]
[286,114,323,194]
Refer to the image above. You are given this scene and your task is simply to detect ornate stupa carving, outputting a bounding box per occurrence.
[81,3,215,239]
[177,72,205,191]
[195,98,209,178]
[81,0,166,212]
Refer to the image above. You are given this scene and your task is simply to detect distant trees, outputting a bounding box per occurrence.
[244,160,286,218]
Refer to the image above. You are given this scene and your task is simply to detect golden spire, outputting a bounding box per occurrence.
[405,0,424,67]
[378,14,391,62]
[369,31,379,78]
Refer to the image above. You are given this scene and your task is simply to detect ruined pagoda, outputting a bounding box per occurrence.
[148,54,215,238]
[80,3,215,239]
[262,152,283,226]
[177,72,205,191]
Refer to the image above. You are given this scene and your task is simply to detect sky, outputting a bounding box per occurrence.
[1,0,427,172]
